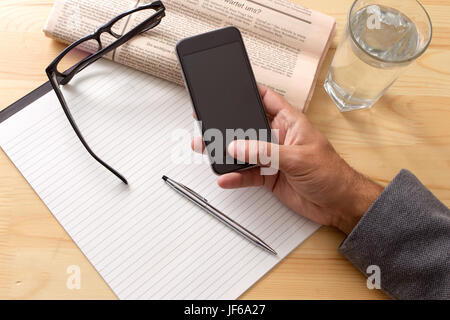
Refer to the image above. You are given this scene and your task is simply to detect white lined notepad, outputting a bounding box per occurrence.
[0,59,319,299]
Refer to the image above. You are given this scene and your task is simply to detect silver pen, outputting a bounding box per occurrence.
[162,175,277,255]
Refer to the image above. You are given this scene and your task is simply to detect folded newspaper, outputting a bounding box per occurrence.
[44,0,335,112]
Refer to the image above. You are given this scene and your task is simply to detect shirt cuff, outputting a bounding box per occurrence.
[338,169,450,299]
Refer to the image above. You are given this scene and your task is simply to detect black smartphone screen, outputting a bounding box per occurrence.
[177,27,271,174]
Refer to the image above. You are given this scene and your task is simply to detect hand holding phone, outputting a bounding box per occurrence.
[176,26,272,175]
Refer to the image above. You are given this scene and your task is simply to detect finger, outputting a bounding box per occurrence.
[265,111,274,123]
[191,136,205,153]
[192,111,197,119]
[257,85,292,117]
[217,168,264,189]
[227,140,289,172]
[257,84,268,98]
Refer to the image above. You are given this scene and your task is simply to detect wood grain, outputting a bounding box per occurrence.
[0,0,448,300]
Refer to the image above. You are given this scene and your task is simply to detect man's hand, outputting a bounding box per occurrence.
[191,85,383,234]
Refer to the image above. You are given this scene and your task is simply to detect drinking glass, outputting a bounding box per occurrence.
[324,0,432,112]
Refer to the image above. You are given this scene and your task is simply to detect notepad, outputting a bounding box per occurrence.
[0,59,319,299]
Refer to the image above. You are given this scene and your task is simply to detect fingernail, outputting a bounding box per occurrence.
[228,140,246,160]
[227,141,237,156]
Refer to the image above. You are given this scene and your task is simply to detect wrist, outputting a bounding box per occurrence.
[334,168,383,234]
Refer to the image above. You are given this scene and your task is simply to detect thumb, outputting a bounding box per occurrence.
[227,140,289,172]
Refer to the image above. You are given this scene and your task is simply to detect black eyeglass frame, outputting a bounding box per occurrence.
[46,1,166,185]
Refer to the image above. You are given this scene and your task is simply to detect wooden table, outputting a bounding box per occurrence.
[0,0,448,300]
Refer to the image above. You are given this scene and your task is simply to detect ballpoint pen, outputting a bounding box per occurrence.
[162,175,277,255]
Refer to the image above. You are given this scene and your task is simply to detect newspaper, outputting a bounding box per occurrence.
[44,0,335,111]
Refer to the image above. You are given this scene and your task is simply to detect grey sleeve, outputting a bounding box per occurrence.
[339,169,450,300]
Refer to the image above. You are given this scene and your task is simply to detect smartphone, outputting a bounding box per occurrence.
[176,26,271,175]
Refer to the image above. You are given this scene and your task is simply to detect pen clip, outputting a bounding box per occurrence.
[180,184,208,203]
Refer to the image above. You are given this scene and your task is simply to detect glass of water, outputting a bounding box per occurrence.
[324,0,432,112]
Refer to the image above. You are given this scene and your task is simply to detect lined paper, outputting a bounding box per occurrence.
[0,59,319,299]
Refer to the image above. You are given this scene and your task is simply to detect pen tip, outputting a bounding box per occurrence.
[162,175,168,181]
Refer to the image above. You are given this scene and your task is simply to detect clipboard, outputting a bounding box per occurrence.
[0,82,53,123]
[0,59,319,299]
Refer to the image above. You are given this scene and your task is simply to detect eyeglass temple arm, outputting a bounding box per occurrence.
[73,124,129,185]
[106,1,164,27]
[45,1,166,183]
[47,72,128,184]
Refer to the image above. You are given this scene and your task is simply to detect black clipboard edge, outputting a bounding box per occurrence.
[0,81,52,124]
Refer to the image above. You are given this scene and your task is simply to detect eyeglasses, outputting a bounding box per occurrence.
[46,1,166,185]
